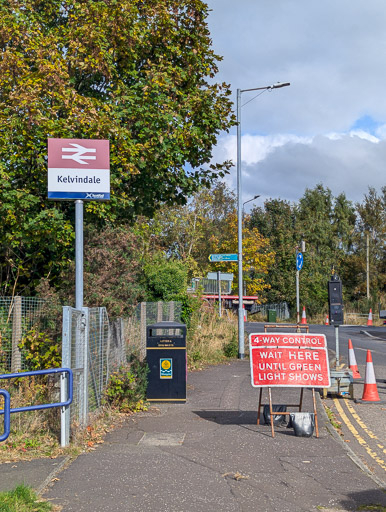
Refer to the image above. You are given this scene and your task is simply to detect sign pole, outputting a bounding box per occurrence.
[335,325,339,369]
[296,269,300,324]
[217,271,222,318]
[75,200,84,309]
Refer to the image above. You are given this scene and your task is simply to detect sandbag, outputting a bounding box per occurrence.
[263,404,287,426]
[290,412,315,437]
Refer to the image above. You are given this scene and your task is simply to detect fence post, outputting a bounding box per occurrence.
[81,307,89,426]
[169,301,175,322]
[61,306,71,447]
[11,296,22,372]
[140,302,147,362]
[157,301,163,322]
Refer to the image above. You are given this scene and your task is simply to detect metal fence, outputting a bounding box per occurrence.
[250,301,291,320]
[61,301,181,443]
[0,296,59,372]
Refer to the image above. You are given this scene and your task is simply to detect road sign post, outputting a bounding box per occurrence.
[295,251,304,325]
[217,271,222,318]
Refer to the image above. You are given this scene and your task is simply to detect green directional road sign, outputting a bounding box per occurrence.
[209,254,238,262]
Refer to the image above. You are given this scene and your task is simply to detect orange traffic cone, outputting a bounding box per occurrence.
[361,350,380,402]
[325,314,329,325]
[367,309,373,326]
[301,306,307,324]
[348,339,361,379]
[243,304,247,322]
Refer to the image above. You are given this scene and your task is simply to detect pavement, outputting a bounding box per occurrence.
[0,326,385,511]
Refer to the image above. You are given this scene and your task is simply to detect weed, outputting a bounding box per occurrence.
[223,332,238,358]
[358,506,386,512]
[323,404,343,433]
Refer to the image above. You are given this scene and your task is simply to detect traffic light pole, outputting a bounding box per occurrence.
[335,326,340,369]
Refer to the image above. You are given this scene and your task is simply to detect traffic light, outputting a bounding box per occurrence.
[328,274,343,325]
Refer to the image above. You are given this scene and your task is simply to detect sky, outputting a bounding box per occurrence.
[205,0,386,208]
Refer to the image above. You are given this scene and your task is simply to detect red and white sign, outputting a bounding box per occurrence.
[249,333,330,388]
[47,138,110,201]
[250,333,327,348]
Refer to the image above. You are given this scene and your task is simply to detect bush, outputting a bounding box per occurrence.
[18,329,61,370]
[104,357,149,412]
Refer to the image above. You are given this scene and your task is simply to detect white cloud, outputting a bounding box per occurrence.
[214,133,386,206]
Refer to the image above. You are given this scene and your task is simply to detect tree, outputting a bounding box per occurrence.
[249,198,298,304]
[354,186,386,300]
[212,212,274,296]
[59,224,145,317]
[0,0,235,293]
[143,254,188,301]
[249,186,359,315]
[149,181,236,274]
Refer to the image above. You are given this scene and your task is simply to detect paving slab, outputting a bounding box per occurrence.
[0,457,67,493]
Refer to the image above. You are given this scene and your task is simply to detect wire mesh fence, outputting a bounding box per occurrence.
[0,298,182,443]
[0,296,61,373]
[250,301,291,320]
[62,301,182,440]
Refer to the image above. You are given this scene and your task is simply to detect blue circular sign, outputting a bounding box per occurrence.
[296,252,303,271]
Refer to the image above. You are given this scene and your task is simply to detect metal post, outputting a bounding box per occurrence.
[140,302,147,361]
[75,200,84,309]
[335,325,339,369]
[296,270,300,324]
[366,233,370,300]
[81,307,89,426]
[237,88,244,359]
[218,271,222,318]
[61,306,71,447]
[11,296,22,372]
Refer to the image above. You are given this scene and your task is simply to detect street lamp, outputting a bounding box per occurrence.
[237,82,290,359]
[243,194,260,214]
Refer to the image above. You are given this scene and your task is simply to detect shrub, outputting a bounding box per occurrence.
[18,329,61,370]
[104,357,149,412]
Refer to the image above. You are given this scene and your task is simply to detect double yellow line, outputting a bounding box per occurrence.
[333,397,386,472]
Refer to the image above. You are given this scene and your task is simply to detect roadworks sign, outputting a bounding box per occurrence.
[249,333,330,388]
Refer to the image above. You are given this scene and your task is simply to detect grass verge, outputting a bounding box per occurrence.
[0,484,55,511]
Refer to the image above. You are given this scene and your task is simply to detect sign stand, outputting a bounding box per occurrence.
[257,387,319,438]
[75,200,83,309]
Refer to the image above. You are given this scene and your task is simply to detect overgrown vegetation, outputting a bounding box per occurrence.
[104,357,149,413]
[187,304,240,369]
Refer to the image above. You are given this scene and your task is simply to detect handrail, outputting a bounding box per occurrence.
[0,368,73,415]
[0,390,10,442]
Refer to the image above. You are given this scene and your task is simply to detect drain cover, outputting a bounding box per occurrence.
[139,433,185,446]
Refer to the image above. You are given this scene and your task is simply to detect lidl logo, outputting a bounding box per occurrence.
[160,358,172,379]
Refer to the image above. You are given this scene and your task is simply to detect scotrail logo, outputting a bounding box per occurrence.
[85,193,105,199]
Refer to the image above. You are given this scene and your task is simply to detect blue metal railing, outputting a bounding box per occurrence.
[0,368,73,415]
[0,390,10,442]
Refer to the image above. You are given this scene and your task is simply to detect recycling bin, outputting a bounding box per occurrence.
[146,321,187,402]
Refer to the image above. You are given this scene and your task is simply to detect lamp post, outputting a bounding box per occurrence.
[243,195,261,217]
[237,82,290,359]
